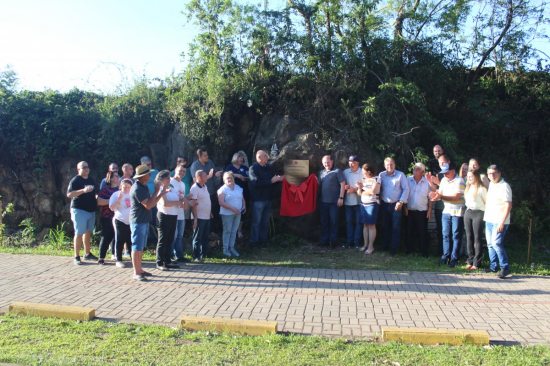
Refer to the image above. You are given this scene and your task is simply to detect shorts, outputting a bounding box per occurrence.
[71,208,95,235]
[130,222,149,252]
[360,203,379,225]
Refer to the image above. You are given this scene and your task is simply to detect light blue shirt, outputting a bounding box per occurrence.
[217,184,244,215]
[379,170,409,204]
[407,176,430,211]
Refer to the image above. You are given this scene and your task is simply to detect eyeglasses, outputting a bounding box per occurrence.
[80,166,89,169]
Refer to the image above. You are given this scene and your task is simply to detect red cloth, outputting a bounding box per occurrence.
[280,174,318,217]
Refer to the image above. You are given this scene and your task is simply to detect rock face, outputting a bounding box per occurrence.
[1,113,381,241]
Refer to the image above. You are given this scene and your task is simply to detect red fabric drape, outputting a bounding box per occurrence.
[280,174,318,217]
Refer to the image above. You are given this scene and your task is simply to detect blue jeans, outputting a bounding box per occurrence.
[441,213,464,262]
[171,219,185,260]
[380,202,402,255]
[485,222,509,271]
[345,205,362,247]
[320,202,339,245]
[192,219,210,259]
[250,200,271,245]
[221,214,241,254]
[130,222,149,252]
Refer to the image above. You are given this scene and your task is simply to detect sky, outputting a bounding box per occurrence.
[0,0,196,93]
[1,0,547,94]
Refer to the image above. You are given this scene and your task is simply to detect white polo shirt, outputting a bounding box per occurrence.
[439,175,465,217]
[170,177,187,220]
[190,183,211,220]
[484,179,512,225]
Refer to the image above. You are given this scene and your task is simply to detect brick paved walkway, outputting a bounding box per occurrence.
[0,253,549,345]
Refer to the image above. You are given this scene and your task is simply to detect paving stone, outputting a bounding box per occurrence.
[0,253,548,344]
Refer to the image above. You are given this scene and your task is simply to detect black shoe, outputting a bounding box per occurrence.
[448,259,457,268]
[176,257,187,263]
[74,257,82,265]
[98,259,105,265]
[484,268,498,273]
[166,263,180,269]
[498,268,511,279]
[84,253,98,261]
[439,257,449,266]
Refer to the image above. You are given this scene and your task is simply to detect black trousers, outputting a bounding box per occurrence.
[156,212,177,266]
[435,208,443,255]
[114,219,132,261]
[406,210,429,256]
[99,217,115,259]
[464,209,484,267]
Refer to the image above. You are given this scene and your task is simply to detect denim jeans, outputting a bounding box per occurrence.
[171,219,185,260]
[345,205,362,247]
[192,219,211,259]
[221,214,241,254]
[485,222,509,271]
[319,202,339,245]
[441,213,464,262]
[130,222,149,252]
[380,202,402,255]
[250,200,271,245]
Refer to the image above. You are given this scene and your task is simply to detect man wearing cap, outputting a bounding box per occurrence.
[429,162,465,267]
[130,164,169,281]
[343,155,363,249]
[378,157,409,255]
[67,161,98,265]
[406,162,433,256]
[318,154,346,248]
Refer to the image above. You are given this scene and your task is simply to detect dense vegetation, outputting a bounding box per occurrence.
[0,0,549,241]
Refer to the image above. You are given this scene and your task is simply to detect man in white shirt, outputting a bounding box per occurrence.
[484,164,512,278]
[190,170,212,262]
[430,162,465,267]
[343,155,363,248]
[406,163,433,256]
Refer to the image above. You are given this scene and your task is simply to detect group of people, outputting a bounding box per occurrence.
[66,144,513,281]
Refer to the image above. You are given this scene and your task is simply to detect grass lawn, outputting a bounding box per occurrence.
[0,315,548,366]
[1,231,548,275]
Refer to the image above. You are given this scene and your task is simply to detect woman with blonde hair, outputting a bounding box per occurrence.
[218,172,246,257]
[464,169,487,270]
[225,150,250,238]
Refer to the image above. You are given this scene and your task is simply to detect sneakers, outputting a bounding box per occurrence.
[223,251,232,257]
[115,261,126,268]
[98,259,105,265]
[498,268,511,279]
[111,255,116,261]
[156,264,169,271]
[84,253,98,261]
[133,274,148,282]
[74,257,82,265]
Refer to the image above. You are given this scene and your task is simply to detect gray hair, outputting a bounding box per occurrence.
[140,156,151,164]
[231,150,249,166]
[413,162,426,172]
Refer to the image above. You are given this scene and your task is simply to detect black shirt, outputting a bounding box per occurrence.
[130,180,151,224]
[67,175,97,212]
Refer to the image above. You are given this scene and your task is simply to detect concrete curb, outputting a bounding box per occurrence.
[382,327,490,345]
[9,302,95,321]
[180,315,278,336]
